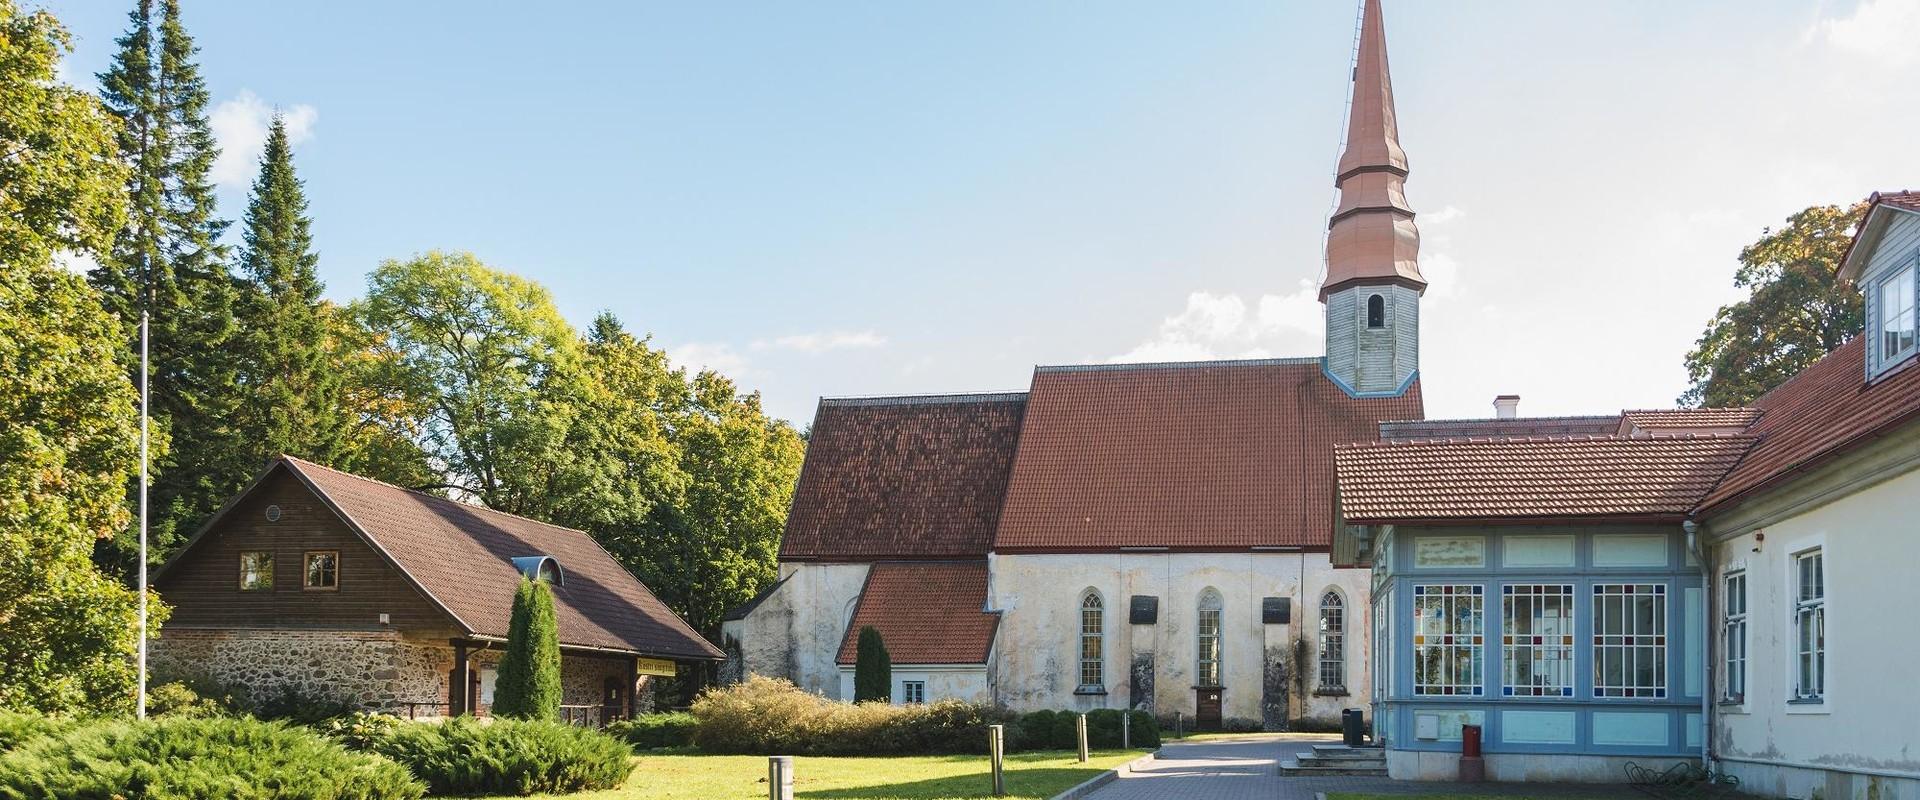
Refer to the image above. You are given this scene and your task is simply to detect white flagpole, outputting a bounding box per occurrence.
[137,310,149,719]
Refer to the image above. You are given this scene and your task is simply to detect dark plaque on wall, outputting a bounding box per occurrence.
[1262,596,1291,625]
[1129,595,1159,625]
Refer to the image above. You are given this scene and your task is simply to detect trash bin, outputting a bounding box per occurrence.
[1341,708,1366,746]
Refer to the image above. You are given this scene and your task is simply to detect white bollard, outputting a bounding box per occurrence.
[1122,711,1131,749]
[988,724,1006,797]
[768,755,793,800]
[1076,713,1090,763]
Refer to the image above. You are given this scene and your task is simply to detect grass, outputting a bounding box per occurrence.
[543,749,1142,800]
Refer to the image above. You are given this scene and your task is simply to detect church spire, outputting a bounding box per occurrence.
[1322,0,1423,301]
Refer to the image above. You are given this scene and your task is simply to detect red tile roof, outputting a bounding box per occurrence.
[1621,408,1763,431]
[835,561,998,665]
[993,359,1423,551]
[1698,337,1920,514]
[1335,435,1754,524]
[780,394,1026,561]
[1381,415,1619,441]
[167,457,724,660]
[1878,191,1920,213]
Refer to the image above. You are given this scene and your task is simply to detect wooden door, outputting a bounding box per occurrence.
[1195,688,1222,731]
[601,677,625,726]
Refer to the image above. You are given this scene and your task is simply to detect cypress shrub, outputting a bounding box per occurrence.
[365,717,630,795]
[494,578,562,721]
[851,626,890,703]
[0,715,423,799]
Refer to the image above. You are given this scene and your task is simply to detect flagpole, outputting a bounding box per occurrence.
[137,310,149,720]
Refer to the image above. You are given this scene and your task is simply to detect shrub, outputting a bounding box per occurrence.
[250,683,356,725]
[366,717,630,795]
[604,712,697,750]
[494,578,562,721]
[0,715,423,799]
[1048,711,1079,750]
[1125,710,1160,748]
[852,627,890,703]
[690,676,1015,756]
[146,681,227,718]
[0,713,71,752]
[1011,710,1056,750]
[318,712,407,752]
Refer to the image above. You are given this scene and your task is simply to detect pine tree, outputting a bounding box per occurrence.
[853,626,891,703]
[493,578,561,720]
[234,115,336,463]
[91,0,244,578]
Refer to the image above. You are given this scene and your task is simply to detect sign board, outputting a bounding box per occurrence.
[635,657,678,677]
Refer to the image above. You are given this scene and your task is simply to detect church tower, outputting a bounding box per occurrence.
[1322,0,1424,396]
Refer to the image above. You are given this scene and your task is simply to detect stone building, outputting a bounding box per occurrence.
[723,0,1430,730]
[152,456,723,721]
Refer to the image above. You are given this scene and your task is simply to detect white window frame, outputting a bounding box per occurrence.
[1078,590,1105,692]
[1196,590,1223,688]
[1501,583,1575,698]
[1722,570,1747,703]
[901,680,926,705]
[1792,549,1825,703]
[1413,584,1484,697]
[1875,265,1918,373]
[1318,590,1346,692]
[1592,583,1668,699]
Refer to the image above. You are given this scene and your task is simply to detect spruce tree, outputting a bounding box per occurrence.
[91,0,244,577]
[853,626,891,703]
[493,578,562,720]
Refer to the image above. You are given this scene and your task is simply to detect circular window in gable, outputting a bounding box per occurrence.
[264,504,282,523]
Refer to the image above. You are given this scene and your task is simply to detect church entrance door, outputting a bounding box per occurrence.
[1195,688,1222,730]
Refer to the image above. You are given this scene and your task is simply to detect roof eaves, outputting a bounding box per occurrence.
[1035,356,1321,374]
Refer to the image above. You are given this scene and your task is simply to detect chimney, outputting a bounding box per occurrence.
[1493,395,1520,420]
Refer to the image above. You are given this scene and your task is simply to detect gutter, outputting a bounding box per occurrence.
[1684,519,1712,774]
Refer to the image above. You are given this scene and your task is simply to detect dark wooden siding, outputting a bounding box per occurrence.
[155,469,459,635]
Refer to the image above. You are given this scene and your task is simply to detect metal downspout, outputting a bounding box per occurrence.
[1684,519,1713,772]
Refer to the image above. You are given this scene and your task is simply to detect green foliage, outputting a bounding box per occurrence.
[361,717,630,796]
[91,0,248,577]
[145,681,226,718]
[603,712,698,751]
[0,257,159,715]
[689,676,1020,756]
[316,712,405,752]
[0,712,71,752]
[0,715,424,799]
[1012,710,1058,750]
[248,684,355,726]
[494,578,562,721]
[0,0,128,269]
[1047,711,1079,750]
[1682,203,1867,407]
[853,626,891,703]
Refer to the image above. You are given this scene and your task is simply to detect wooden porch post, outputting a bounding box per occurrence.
[450,640,470,716]
[626,657,640,719]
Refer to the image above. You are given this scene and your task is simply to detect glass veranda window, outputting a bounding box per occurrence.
[1196,591,1223,687]
[1413,584,1484,696]
[1079,592,1104,691]
[1502,584,1574,697]
[1593,583,1667,698]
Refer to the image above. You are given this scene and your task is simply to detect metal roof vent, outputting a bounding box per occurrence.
[510,555,564,585]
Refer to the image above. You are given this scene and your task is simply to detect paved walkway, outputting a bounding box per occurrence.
[1085,733,1652,800]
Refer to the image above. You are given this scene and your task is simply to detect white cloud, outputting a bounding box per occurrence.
[668,341,752,378]
[751,330,888,354]
[210,90,318,188]
[1422,205,1466,227]
[1112,281,1324,363]
[1808,0,1920,65]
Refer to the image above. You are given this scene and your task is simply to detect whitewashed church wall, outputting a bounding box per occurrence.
[1712,467,1920,799]
[837,665,991,705]
[728,562,870,699]
[989,552,1371,728]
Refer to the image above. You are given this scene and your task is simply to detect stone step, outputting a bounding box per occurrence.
[1278,758,1389,777]
[1308,744,1385,760]
[1294,754,1387,767]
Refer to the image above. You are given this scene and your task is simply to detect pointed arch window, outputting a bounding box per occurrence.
[1196,590,1223,687]
[1318,590,1346,691]
[1366,294,1386,328]
[1078,591,1104,691]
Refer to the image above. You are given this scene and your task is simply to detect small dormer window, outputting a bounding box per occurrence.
[1366,294,1386,329]
[1877,267,1916,371]
[511,555,564,585]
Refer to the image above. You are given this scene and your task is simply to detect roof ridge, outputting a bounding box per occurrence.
[1339,433,1759,449]
[820,391,1027,407]
[1381,413,1621,426]
[1622,406,1761,414]
[280,455,594,541]
[1037,356,1321,374]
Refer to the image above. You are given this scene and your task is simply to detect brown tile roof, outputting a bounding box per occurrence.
[993,359,1424,551]
[835,561,998,665]
[1621,408,1763,431]
[1381,415,1619,441]
[1878,191,1920,213]
[780,393,1026,561]
[176,457,723,660]
[1698,337,1920,514]
[1335,435,1755,524]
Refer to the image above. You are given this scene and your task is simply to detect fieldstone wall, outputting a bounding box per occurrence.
[467,649,639,710]
[153,628,451,712]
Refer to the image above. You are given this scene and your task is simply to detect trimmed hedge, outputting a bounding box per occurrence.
[0,715,424,799]
[363,717,630,796]
[604,712,697,751]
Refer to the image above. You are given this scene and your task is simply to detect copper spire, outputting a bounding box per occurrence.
[1322,0,1424,301]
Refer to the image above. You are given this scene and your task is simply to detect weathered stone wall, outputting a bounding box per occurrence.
[727,562,869,698]
[466,648,648,715]
[153,628,451,712]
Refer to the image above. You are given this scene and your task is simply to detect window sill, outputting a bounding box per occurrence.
[1314,688,1350,697]
[1786,697,1825,705]
[1073,688,1108,696]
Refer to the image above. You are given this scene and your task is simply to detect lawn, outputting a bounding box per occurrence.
[550,749,1142,800]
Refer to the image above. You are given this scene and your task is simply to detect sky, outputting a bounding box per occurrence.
[43,0,1920,426]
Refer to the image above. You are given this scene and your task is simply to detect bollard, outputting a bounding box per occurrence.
[1076,713,1089,763]
[768,755,794,800]
[987,724,1006,797]
[1174,710,1184,740]
[1122,711,1131,749]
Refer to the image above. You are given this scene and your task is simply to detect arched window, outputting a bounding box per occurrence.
[1079,591,1104,691]
[1319,590,1346,691]
[1366,294,1386,328]
[1196,590,1223,687]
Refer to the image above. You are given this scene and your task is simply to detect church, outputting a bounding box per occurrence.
[724,0,1427,730]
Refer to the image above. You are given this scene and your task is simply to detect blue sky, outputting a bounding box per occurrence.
[45,0,1920,425]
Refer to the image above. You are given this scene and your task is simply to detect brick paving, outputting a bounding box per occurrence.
[1086,733,1652,800]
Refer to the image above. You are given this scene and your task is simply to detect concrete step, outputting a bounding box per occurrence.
[1308,744,1385,760]
[1278,758,1389,777]
[1294,754,1386,767]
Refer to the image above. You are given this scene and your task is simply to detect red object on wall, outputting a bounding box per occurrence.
[1461,724,1482,758]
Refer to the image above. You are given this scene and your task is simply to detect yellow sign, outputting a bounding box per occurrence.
[635,657,678,677]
